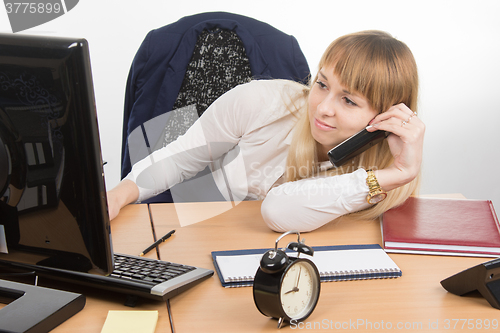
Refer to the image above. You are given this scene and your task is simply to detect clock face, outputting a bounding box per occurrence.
[279,259,320,320]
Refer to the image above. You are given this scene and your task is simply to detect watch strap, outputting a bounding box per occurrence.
[366,169,387,204]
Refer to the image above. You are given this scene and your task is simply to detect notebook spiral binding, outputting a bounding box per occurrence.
[225,276,253,288]
[224,268,402,287]
[321,268,402,282]
[227,276,254,283]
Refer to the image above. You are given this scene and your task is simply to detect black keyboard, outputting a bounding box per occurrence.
[0,253,214,303]
[105,253,214,301]
[112,254,196,283]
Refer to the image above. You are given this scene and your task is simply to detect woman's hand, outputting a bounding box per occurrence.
[106,190,122,221]
[106,179,140,221]
[366,103,425,191]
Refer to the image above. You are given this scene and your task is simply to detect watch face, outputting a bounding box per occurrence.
[369,192,387,204]
[279,259,320,320]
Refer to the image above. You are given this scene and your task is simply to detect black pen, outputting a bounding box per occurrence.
[139,230,175,256]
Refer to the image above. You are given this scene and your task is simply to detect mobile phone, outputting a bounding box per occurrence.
[327,127,387,168]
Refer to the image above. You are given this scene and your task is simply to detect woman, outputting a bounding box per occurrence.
[107,30,424,232]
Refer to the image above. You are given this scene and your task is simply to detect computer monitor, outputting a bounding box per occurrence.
[0,33,113,275]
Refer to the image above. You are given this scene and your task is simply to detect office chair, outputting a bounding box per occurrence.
[121,12,310,203]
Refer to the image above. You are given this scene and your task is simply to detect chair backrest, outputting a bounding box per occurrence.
[121,12,310,203]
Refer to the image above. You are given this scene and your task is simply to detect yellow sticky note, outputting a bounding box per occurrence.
[101,310,159,333]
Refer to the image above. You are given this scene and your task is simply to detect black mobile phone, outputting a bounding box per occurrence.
[327,127,387,168]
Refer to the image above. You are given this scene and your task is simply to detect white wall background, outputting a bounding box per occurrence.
[1,0,499,209]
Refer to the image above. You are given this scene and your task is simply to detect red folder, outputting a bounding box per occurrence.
[381,197,500,257]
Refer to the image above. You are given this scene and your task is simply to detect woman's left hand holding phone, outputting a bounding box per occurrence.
[366,103,425,191]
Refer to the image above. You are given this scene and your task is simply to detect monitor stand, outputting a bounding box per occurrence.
[0,279,85,333]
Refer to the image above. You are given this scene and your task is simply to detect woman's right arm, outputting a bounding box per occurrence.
[107,80,278,220]
[106,179,139,220]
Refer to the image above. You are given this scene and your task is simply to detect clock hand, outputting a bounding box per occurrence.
[294,266,302,290]
[284,266,303,295]
[284,287,299,295]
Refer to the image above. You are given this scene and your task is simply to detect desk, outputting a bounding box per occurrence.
[51,204,173,333]
[150,200,500,332]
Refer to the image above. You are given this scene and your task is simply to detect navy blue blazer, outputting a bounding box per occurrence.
[121,12,310,178]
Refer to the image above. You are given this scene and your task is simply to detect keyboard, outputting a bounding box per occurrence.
[107,253,214,300]
[0,253,214,304]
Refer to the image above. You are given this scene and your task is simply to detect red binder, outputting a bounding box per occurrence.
[381,197,500,257]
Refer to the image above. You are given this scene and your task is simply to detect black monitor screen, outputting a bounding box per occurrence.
[0,34,113,275]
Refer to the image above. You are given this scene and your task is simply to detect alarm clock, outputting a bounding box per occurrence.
[253,230,321,328]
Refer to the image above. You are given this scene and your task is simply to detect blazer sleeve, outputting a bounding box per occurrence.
[121,31,154,178]
[290,36,310,85]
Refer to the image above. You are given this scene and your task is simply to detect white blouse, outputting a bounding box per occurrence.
[125,80,371,232]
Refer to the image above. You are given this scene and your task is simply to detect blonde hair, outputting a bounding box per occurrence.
[285,30,420,220]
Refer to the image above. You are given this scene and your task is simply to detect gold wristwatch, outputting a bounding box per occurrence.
[366,169,387,204]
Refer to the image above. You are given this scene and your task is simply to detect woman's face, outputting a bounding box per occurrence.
[308,66,379,157]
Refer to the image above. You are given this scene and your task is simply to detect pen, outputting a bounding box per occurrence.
[139,229,175,256]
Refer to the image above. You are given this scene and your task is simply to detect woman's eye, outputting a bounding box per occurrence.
[315,80,327,89]
[343,97,357,106]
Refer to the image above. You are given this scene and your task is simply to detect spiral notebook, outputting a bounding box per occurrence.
[211,244,401,288]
